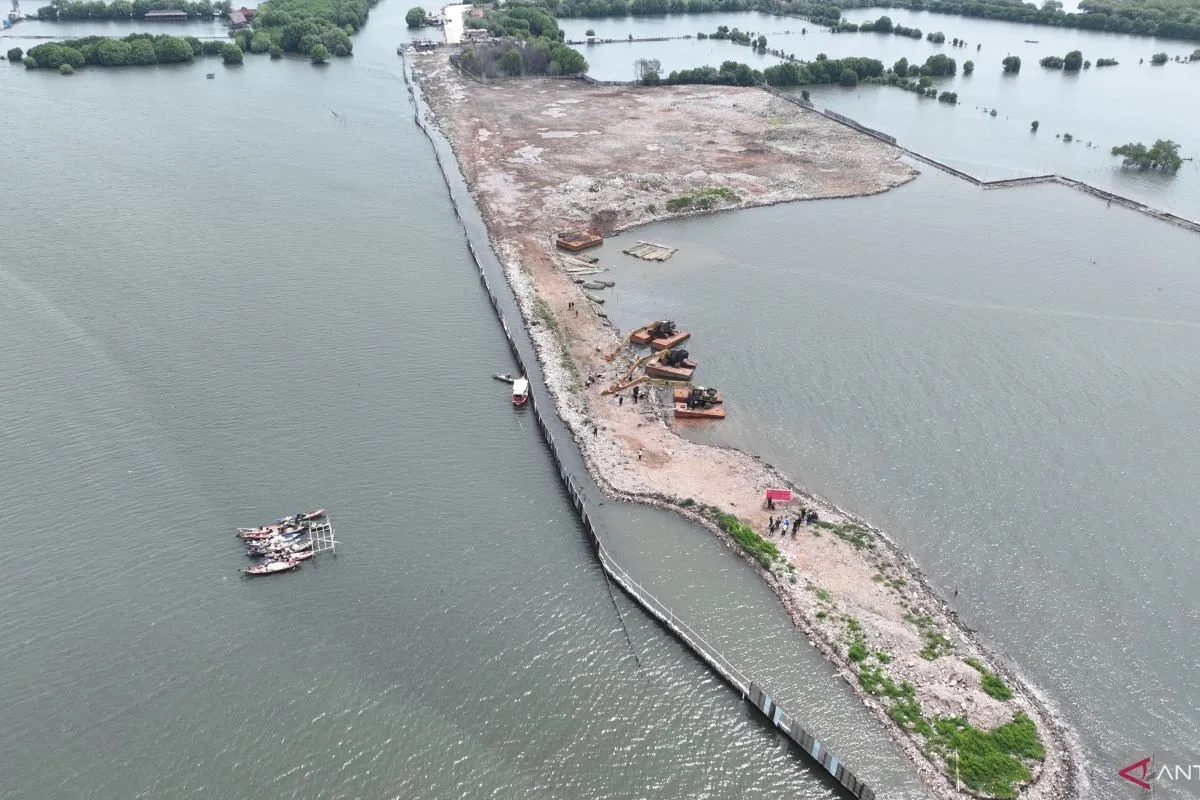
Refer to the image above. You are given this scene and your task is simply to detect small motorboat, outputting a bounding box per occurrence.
[241,558,301,576]
[206,72,215,78]
[512,376,530,406]
[493,373,515,383]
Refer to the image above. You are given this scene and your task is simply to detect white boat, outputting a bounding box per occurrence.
[512,376,529,406]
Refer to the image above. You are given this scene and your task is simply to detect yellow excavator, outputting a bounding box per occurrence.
[601,375,692,396]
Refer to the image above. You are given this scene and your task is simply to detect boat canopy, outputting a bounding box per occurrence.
[512,378,529,395]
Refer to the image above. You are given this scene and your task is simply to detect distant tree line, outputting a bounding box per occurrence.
[664,51,959,86]
[533,0,1200,42]
[834,15,922,36]
[36,0,231,21]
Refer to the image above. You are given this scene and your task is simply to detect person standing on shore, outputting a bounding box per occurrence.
[618,394,624,406]
[782,516,790,536]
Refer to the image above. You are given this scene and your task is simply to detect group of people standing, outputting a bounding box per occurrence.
[767,507,818,537]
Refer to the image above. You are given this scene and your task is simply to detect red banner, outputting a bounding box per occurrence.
[765,489,792,502]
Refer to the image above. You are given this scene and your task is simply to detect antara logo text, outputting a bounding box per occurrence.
[1120,756,1200,792]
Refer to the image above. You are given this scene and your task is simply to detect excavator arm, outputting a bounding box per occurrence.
[601,375,692,396]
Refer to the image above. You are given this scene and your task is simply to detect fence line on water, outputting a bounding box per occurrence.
[401,52,877,800]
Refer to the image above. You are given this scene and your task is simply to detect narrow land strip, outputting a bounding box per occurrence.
[409,52,1079,800]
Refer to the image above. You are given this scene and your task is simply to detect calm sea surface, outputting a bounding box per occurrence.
[560,9,1200,219]
[601,169,1200,799]
[0,4,926,799]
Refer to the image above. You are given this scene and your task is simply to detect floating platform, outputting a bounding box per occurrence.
[674,403,726,419]
[556,231,603,251]
[650,331,690,351]
[623,240,677,261]
[629,325,655,346]
[645,359,696,380]
[673,389,723,404]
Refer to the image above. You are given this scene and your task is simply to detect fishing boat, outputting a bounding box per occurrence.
[247,537,312,556]
[238,524,308,541]
[493,373,515,383]
[241,558,301,576]
[275,509,326,524]
[512,376,530,406]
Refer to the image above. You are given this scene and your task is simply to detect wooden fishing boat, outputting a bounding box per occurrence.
[238,524,308,541]
[241,558,301,576]
[237,509,326,534]
[493,373,515,383]
[247,538,313,557]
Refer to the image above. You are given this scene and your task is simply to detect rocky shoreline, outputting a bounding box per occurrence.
[408,52,1081,800]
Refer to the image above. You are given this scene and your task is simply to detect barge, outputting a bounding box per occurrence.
[556,230,603,251]
[674,403,726,419]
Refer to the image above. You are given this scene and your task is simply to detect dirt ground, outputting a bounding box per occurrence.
[411,53,1078,800]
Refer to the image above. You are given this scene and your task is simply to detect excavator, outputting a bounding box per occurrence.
[642,320,677,340]
[677,386,722,408]
[656,348,690,368]
[603,320,680,362]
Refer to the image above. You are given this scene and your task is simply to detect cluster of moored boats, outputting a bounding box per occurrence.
[236,509,326,576]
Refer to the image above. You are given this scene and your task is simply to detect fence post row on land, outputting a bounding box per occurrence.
[401,51,890,800]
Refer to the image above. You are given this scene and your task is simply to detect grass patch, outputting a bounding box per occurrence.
[832,522,875,550]
[665,186,741,212]
[921,631,954,660]
[889,698,933,736]
[815,610,828,619]
[848,641,868,662]
[981,673,1014,701]
[815,587,832,603]
[678,497,695,508]
[928,713,1043,798]
[707,506,780,569]
[858,665,914,699]
[534,295,581,391]
[965,659,1015,701]
[876,651,892,663]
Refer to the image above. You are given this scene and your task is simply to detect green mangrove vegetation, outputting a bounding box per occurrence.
[457,3,588,76]
[1111,139,1184,171]
[7,46,24,60]
[22,33,205,70]
[35,0,232,21]
[1002,55,1022,72]
[1039,49,1084,70]
[405,5,433,26]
